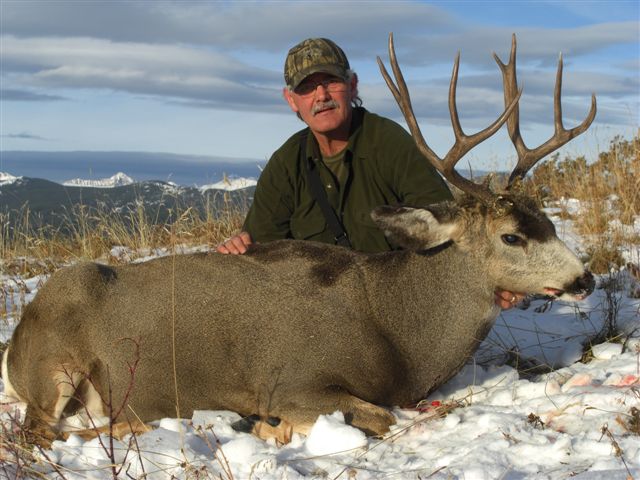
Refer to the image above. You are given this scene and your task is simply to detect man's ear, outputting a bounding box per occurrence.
[282,87,299,113]
[370,205,456,250]
[349,72,358,98]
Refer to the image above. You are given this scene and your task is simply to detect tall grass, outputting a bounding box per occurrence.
[1,191,248,276]
[524,134,639,273]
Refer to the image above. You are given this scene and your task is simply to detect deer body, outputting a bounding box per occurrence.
[3,196,593,439]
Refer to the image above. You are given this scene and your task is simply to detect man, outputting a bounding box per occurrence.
[217,38,522,308]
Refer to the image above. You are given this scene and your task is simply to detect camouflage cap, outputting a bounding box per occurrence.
[284,38,350,90]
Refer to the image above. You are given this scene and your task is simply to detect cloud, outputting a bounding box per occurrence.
[2,2,636,63]
[1,1,636,126]
[1,88,66,101]
[0,1,455,50]
[1,35,284,110]
[387,22,639,69]
[1,131,49,141]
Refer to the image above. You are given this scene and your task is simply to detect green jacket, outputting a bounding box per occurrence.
[243,107,453,253]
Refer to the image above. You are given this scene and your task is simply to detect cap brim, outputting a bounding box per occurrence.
[289,64,348,90]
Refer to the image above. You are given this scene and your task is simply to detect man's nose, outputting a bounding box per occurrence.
[314,83,331,99]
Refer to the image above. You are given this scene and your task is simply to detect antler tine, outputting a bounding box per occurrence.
[445,51,523,194]
[494,34,597,185]
[376,33,438,167]
[378,33,522,203]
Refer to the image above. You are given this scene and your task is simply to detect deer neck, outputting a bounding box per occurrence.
[360,247,499,398]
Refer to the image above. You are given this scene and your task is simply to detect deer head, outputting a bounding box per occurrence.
[374,34,596,301]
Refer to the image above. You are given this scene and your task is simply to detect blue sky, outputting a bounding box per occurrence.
[1,0,638,177]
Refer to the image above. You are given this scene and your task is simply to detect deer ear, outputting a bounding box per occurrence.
[371,206,456,250]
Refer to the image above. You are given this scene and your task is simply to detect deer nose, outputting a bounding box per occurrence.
[570,271,595,296]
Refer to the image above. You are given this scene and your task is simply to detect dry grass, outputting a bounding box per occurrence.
[1,194,247,276]
[524,134,639,273]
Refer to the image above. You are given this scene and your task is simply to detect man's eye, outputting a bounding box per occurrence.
[295,84,315,95]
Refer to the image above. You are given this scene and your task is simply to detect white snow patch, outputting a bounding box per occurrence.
[590,342,623,360]
[199,175,257,192]
[304,411,367,456]
[0,172,21,186]
[63,172,134,188]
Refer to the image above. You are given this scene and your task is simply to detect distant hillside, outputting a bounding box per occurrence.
[1,175,254,236]
[0,150,265,186]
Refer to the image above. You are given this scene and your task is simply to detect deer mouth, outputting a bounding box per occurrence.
[543,287,590,301]
[543,287,564,298]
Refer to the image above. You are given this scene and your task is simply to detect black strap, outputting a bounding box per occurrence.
[301,130,352,248]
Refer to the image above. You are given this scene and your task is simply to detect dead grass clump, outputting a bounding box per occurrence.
[579,268,634,363]
[617,407,640,435]
[526,134,639,268]
[587,243,627,274]
[1,197,247,272]
[528,134,639,221]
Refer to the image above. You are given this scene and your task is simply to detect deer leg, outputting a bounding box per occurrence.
[59,375,109,431]
[23,375,75,448]
[317,387,396,437]
[240,386,396,443]
[19,362,114,448]
[59,419,153,441]
[252,417,294,445]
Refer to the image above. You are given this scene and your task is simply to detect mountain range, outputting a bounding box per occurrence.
[1,172,256,237]
[0,151,265,187]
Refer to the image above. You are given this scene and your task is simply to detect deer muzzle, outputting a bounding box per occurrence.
[554,271,596,301]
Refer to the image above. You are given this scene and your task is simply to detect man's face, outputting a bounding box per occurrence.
[283,72,357,135]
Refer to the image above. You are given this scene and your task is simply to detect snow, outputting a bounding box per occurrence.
[305,412,367,456]
[1,204,639,479]
[0,172,20,186]
[63,172,135,188]
[199,175,257,192]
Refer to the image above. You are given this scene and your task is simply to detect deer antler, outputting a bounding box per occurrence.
[377,33,522,203]
[494,34,597,185]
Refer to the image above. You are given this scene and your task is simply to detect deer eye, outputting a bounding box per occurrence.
[501,234,526,247]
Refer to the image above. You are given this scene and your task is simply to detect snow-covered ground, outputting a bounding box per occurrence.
[1,203,639,479]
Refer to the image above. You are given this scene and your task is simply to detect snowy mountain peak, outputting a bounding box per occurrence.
[63,172,135,188]
[0,172,21,186]
[199,174,257,192]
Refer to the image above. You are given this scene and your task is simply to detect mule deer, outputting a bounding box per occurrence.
[2,34,596,444]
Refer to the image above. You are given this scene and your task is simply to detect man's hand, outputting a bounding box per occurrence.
[216,231,253,255]
[494,289,526,310]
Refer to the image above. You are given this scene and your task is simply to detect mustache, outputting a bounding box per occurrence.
[312,100,339,116]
